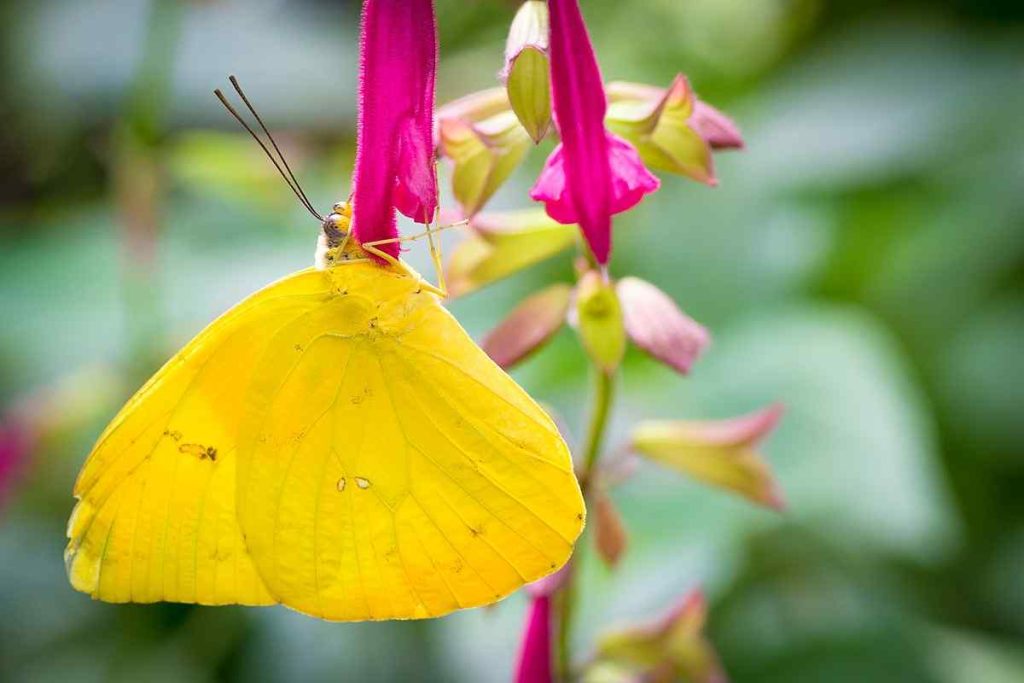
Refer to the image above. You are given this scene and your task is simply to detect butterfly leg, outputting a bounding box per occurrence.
[360,217,468,299]
[359,242,447,298]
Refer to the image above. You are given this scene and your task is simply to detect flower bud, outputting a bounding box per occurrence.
[593,487,628,568]
[440,109,532,216]
[593,589,726,683]
[617,277,709,375]
[503,1,552,143]
[631,405,785,510]
[573,270,626,374]
[483,284,572,369]
[606,75,742,186]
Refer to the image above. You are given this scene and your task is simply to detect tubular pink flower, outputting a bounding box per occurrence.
[514,594,553,683]
[351,0,438,258]
[532,0,658,265]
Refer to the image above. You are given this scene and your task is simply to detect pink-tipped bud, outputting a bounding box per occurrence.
[483,284,572,369]
[691,100,744,151]
[593,488,628,568]
[439,109,531,217]
[606,74,744,186]
[594,587,728,683]
[617,276,710,375]
[631,405,786,510]
[514,594,553,683]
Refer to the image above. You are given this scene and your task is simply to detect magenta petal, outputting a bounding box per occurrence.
[393,112,438,223]
[607,134,660,214]
[514,595,553,683]
[529,144,573,223]
[352,0,438,257]
[546,0,613,263]
[530,133,659,226]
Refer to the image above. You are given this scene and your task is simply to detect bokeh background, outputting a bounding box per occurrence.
[2,0,1023,681]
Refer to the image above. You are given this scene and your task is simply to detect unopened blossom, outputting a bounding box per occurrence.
[606,75,744,185]
[617,276,710,375]
[482,283,572,369]
[632,404,785,509]
[502,0,552,143]
[594,589,727,683]
[573,270,627,374]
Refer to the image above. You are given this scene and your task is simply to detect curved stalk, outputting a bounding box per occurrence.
[556,368,615,680]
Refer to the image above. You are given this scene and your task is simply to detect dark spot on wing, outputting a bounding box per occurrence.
[179,443,218,462]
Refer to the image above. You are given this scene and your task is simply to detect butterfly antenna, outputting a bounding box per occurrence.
[214,80,323,222]
[227,76,322,219]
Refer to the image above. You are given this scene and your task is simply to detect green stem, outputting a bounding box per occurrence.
[556,368,615,681]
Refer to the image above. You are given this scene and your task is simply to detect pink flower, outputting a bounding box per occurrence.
[0,418,33,509]
[514,594,553,683]
[533,0,658,265]
[530,134,660,227]
[513,565,571,683]
[351,0,438,258]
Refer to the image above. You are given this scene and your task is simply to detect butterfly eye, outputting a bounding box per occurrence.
[322,213,350,246]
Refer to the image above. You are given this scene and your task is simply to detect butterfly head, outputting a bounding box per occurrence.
[321,201,353,247]
[315,201,368,268]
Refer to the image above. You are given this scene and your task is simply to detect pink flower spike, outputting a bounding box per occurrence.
[351,0,438,258]
[514,594,553,683]
[537,0,659,264]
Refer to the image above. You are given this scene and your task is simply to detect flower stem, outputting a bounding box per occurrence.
[556,367,615,681]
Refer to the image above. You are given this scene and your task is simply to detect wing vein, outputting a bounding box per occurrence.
[407,493,500,600]
[397,343,557,434]
[267,340,355,600]
[390,353,575,546]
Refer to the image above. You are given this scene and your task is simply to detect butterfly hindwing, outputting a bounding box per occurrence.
[235,265,584,621]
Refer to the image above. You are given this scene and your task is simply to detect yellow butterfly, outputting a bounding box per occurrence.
[66,190,584,620]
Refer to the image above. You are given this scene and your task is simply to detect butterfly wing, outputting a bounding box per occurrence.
[235,266,584,621]
[69,261,584,620]
[66,268,333,605]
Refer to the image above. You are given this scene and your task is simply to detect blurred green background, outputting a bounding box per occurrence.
[1,0,1023,681]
